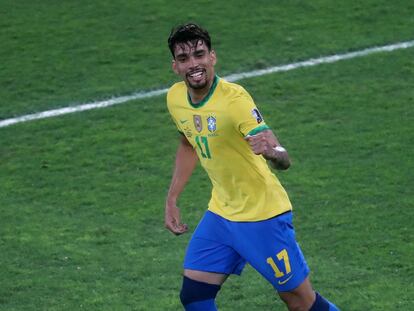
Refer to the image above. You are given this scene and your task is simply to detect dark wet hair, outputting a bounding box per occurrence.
[168,23,212,58]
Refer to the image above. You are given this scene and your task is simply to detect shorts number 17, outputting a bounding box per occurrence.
[266,249,291,278]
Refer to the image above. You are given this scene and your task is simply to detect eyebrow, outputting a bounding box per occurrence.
[175,47,206,59]
[194,48,205,53]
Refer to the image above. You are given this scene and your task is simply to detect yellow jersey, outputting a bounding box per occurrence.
[167,76,292,221]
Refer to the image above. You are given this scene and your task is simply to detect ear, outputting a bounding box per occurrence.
[172,59,178,74]
[210,50,217,66]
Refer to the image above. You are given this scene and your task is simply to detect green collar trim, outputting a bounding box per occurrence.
[187,75,219,108]
[246,125,270,137]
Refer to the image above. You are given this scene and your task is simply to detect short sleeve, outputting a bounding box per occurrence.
[229,87,270,137]
[169,112,182,133]
[167,90,184,134]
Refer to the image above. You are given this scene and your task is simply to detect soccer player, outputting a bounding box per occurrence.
[165,23,339,311]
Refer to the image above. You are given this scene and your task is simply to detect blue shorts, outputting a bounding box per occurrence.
[184,211,310,292]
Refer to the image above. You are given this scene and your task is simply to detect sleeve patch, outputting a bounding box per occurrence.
[252,108,264,123]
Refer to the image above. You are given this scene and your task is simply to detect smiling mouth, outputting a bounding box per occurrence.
[187,69,205,80]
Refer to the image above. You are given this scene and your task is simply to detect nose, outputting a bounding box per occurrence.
[188,55,199,69]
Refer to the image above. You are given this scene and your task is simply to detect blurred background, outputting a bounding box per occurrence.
[1,1,413,310]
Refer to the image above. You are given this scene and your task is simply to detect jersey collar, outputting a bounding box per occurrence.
[187,75,219,108]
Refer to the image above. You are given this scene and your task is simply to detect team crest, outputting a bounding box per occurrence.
[251,108,263,124]
[193,115,203,132]
[207,116,216,132]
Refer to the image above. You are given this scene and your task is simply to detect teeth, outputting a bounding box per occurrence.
[190,71,203,77]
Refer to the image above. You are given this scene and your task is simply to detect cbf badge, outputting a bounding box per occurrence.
[251,108,263,124]
[193,115,202,132]
[207,116,216,132]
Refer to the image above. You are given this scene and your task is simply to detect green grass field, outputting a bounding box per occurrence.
[1,1,413,310]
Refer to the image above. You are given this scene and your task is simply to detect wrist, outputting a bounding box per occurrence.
[273,145,287,153]
[266,145,286,160]
[166,196,177,206]
[270,145,290,170]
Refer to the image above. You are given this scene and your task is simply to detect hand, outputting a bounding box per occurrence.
[165,202,188,235]
[244,130,277,159]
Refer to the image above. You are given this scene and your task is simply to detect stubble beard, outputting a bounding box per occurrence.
[185,71,209,90]
[187,79,208,90]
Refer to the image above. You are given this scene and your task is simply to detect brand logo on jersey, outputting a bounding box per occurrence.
[193,115,202,132]
[207,116,216,132]
[252,108,263,124]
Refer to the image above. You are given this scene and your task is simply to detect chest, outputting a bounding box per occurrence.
[175,105,238,159]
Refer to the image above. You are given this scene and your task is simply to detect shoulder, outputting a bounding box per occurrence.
[167,81,186,98]
[218,79,255,110]
[167,81,186,109]
[218,78,251,98]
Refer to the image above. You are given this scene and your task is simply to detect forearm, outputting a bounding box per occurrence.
[245,129,291,170]
[167,137,198,204]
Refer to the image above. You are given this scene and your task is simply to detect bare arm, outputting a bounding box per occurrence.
[244,129,291,170]
[165,135,198,235]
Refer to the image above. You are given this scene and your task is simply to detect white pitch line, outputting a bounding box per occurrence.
[1,40,414,129]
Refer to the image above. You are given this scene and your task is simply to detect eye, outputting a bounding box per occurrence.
[176,56,187,62]
[195,51,205,58]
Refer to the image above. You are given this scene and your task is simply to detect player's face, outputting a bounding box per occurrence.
[172,40,216,90]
